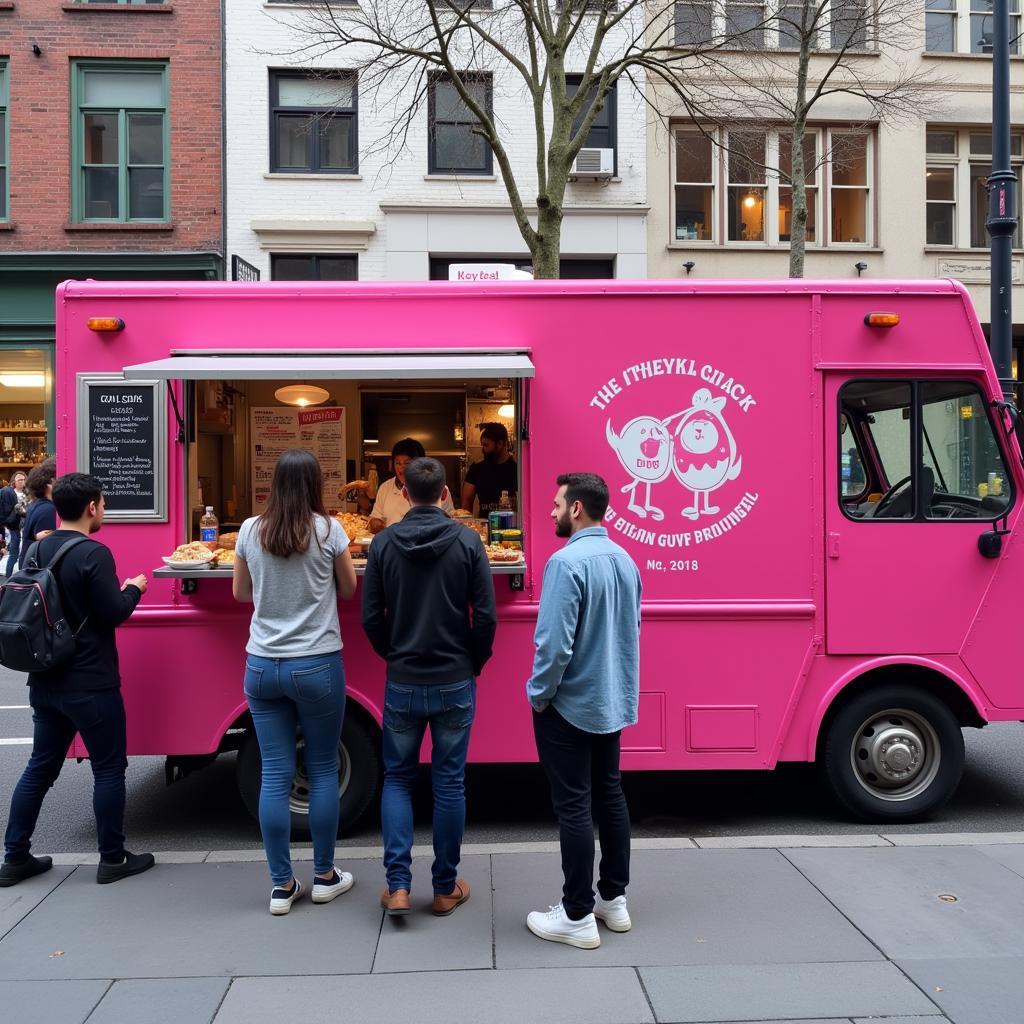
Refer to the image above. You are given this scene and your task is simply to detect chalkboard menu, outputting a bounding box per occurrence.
[77,375,167,522]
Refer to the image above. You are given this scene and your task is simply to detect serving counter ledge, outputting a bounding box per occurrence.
[153,561,527,581]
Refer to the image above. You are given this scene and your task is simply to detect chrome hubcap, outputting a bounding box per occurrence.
[289,739,352,816]
[850,709,940,802]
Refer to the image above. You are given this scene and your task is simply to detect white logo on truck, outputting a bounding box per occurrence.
[589,360,759,560]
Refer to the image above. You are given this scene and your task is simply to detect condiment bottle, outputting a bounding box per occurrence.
[200,506,219,551]
[367,464,379,499]
[498,490,512,511]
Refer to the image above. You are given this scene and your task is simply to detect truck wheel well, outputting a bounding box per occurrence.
[815,664,984,760]
[219,697,382,752]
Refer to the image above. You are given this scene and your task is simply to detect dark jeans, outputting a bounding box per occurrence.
[244,652,346,887]
[5,525,20,577]
[533,706,631,920]
[4,686,128,864]
[381,679,476,895]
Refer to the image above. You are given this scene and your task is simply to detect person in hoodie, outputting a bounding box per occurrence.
[361,456,497,919]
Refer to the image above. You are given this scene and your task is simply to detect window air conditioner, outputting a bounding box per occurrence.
[570,147,614,178]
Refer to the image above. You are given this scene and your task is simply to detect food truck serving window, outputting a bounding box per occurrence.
[132,350,532,577]
[839,379,1014,522]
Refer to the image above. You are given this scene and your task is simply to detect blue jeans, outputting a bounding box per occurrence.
[5,687,128,864]
[6,525,20,577]
[381,678,476,895]
[244,652,346,887]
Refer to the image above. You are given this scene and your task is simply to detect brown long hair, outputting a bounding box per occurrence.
[257,449,329,558]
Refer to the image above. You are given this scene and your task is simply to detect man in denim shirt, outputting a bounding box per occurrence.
[526,473,641,949]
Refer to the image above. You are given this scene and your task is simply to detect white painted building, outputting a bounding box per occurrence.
[225,2,649,282]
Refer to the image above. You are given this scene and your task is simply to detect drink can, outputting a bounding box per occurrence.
[498,511,515,531]
[488,511,502,544]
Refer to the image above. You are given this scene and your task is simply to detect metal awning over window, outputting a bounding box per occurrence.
[122,350,534,381]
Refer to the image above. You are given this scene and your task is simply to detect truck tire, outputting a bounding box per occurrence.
[823,684,965,822]
[236,713,380,837]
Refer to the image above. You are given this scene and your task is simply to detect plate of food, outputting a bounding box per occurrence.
[212,548,237,567]
[485,543,525,564]
[162,541,217,570]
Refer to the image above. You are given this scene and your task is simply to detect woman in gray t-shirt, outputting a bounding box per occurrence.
[233,449,358,915]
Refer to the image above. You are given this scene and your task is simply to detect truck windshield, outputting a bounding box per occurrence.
[840,379,1013,521]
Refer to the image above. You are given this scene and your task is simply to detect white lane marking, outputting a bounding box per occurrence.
[0,705,29,710]
[0,737,32,745]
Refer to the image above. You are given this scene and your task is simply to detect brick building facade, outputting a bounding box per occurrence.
[0,0,222,464]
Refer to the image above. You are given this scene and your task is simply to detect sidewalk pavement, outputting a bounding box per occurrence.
[2,834,1023,1024]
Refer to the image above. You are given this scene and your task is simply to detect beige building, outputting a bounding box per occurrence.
[647,4,1024,353]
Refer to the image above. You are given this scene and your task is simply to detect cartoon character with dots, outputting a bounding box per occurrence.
[605,416,673,520]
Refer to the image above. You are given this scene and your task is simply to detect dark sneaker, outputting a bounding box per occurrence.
[269,878,303,916]
[96,851,156,885]
[0,854,53,888]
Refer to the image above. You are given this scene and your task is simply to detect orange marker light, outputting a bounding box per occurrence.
[87,317,125,332]
[864,312,900,328]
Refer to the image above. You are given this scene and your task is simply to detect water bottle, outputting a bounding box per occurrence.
[200,506,219,551]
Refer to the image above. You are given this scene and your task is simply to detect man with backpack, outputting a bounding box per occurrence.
[0,472,154,887]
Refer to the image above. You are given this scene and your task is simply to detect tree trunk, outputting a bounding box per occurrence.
[789,119,808,279]
[531,200,564,279]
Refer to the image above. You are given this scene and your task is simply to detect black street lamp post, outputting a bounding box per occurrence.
[988,0,1018,402]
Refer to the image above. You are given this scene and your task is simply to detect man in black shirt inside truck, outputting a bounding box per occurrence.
[0,473,155,887]
[460,423,518,517]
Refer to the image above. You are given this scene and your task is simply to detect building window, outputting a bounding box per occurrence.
[925,127,1023,248]
[269,71,358,175]
[727,130,766,241]
[270,254,358,280]
[428,73,492,175]
[726,0,765,46]
[77,1,166,4]
[0,62,7,222]
[566,75,617,173]
[672,125,873,247]
[674,0,713,44]
[674,128,715,241]
[925,0,1020,53]
[830,0,869,49]
[72,62,168,223]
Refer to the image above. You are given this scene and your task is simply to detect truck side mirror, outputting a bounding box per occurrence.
[978,530,1004,558]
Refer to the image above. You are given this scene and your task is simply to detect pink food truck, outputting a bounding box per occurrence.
[54,277,1024,829]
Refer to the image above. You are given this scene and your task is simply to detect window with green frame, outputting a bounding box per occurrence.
[0,62,7,221]
[72,62,169,223]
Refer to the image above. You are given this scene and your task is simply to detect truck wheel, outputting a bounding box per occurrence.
[236,714,380,837]
[823,684,965,822]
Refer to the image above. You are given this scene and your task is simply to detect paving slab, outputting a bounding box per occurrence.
[784,846,1024,960]
[0,862,381,980]
[372,854,493,973]
[851,1017,949,1023]
[213,967,654,1024]
[0,979,110,1024]
[639,961,940,1023]
[86,978,229,1024]
[0,864,74,939]
[897,956,1024,1024]
[882,832,1024,846]
[974,843,1024,881]
[492,848,882,969]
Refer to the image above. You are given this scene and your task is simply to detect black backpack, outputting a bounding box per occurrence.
[0,535,91,672]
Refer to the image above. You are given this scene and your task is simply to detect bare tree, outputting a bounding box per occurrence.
[269,1,730,278]
[675,0,948,276]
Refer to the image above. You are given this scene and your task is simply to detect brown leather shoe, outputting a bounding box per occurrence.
[432,879,471,916]
[380,888,411,916]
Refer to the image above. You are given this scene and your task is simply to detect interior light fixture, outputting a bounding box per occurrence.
[0,374,46,389]
[497,403,515,418]
[274,384,330,408]
[743,193,758,209]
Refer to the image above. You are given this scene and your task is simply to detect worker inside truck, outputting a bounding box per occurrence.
[839,379,1013,521]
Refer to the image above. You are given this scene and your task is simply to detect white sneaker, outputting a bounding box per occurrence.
[311,868,355,904]
[269,878,303,916]
[526,902,601,949]
[594,894,631,932]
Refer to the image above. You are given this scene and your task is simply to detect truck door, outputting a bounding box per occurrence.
[825,376,1014,654]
